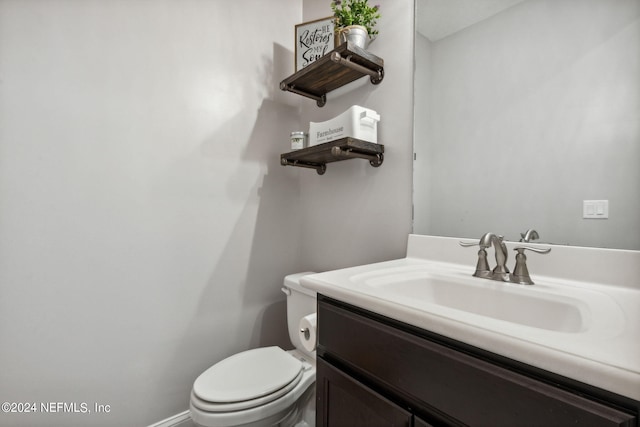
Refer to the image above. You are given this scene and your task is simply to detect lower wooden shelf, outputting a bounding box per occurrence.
[280,137,384,175]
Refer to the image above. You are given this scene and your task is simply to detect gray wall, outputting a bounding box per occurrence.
[0,1,303,426]
[298,0,415,271]
[0,0,415,426]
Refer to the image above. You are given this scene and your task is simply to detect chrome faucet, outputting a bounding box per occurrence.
[460,232,550,285]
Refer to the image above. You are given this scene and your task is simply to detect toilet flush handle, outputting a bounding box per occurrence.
[300,328,311,340]
[281,287,291,296]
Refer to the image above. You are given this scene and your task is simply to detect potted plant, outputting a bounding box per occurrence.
[331,0,381,49]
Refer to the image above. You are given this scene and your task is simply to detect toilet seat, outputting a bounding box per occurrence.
[192,347,303,412]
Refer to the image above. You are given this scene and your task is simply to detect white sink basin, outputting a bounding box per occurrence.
[301,234,640,401]
[362,270,587,333]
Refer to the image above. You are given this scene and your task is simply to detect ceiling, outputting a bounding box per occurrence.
[416,0,525,41]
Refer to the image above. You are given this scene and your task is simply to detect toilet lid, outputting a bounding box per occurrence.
[190,370,303,413]
[193,347,303,404]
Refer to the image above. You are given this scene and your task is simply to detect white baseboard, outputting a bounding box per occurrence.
[147,410,192,427]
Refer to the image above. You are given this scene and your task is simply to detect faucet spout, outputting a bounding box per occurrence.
[479,232,510,280]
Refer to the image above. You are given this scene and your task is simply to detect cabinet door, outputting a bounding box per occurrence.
[316,357,412,427]
[414,417,434,427]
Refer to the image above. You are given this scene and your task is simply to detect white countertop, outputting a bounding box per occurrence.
[301,234,640,401]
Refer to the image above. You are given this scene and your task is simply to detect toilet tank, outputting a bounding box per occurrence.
[282,273,317,358]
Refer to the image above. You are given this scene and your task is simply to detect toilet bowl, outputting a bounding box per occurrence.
[190,273,317,427]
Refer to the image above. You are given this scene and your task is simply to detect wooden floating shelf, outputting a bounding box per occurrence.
[281,137,384,175]
[280,42,384,107]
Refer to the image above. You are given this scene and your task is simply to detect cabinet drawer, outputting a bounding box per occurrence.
[318,298,636,427]
[317,357,412,427]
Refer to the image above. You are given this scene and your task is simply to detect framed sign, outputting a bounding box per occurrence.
[295,17,335,72]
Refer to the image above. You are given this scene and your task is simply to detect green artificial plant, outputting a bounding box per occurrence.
[330,0,381,36]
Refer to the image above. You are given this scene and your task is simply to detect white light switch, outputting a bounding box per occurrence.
[583,200,609,219]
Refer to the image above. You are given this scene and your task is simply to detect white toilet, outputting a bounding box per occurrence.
[190,273,317,427]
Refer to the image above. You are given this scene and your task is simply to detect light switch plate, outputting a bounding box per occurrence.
[583,200,609,219]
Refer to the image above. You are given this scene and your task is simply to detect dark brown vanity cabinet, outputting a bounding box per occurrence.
[316,295,639,427]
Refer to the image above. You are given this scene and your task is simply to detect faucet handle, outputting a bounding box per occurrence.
[459,240,491,278]
[510,246,551,285]
[514,245,551,255]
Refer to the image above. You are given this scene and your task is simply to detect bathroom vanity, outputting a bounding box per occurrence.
[302,235,640,426]
[316,296,636,426]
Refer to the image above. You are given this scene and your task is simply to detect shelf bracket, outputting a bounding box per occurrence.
[280,158,326,175]
[330,52,384,85]
[330,146,384,167]
[279,82,326,107]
